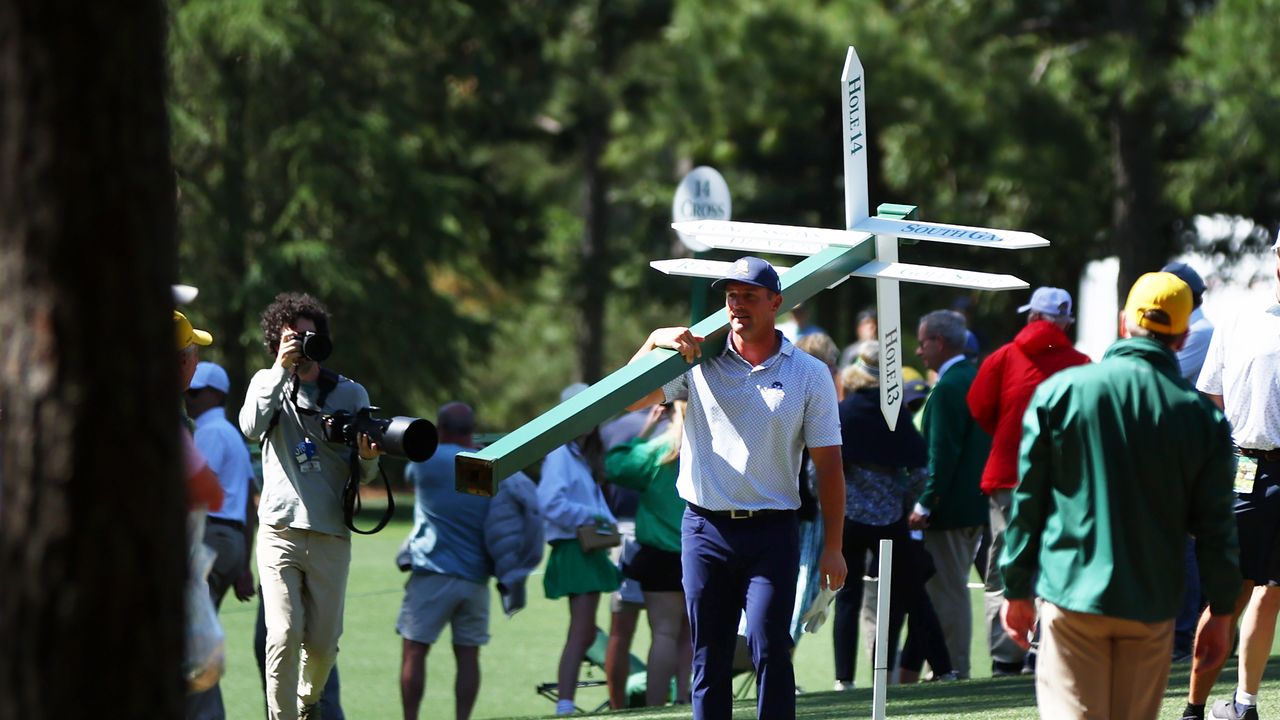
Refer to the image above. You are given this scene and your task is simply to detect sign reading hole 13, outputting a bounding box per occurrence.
[672,166,731,253]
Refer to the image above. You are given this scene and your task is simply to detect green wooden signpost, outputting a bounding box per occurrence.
[456,46,1046,496]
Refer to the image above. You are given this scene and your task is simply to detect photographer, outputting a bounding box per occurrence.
[240,292,383,720]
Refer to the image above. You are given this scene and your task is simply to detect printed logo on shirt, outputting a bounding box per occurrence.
[760,381,786,411]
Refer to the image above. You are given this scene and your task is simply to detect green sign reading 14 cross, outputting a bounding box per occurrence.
[455,46,1046,497]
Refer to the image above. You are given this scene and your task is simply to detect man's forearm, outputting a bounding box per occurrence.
[809,446,846,550]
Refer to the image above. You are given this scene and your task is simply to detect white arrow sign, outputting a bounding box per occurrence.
[652,256,1028,291]
[650,258,793,279]
[672,220,872,248]
[854,217,1049,250]
[842,47,869,229]
[654,46,1050,431]
[851,260,1029,290]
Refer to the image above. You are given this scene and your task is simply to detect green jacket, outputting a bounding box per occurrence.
[919,359,991,529]
[604,437,683,553]
[1001,338,1240,621]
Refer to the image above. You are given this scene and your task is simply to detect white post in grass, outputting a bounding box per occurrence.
[873,539,893,720]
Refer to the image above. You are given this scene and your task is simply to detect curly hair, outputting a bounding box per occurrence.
[260,292,330,356]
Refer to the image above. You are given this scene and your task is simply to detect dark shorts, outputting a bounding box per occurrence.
[623,543,684,593]
[1234,457,1280,585]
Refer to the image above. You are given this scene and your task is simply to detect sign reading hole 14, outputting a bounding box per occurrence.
[672,166,731,253]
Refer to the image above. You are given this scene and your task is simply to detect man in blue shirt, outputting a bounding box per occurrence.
[185,360,257,719]
[398,402,491,720]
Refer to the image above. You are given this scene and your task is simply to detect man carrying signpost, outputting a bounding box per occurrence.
[455,45,1049,720]
[625,256,847,720]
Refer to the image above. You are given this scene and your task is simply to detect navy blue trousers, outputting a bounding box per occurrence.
[682,507,799,720]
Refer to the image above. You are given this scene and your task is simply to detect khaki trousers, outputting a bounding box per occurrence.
[258,524,352,720]
[1037,602,1174,720]
[984,490,1029,667]
[923,525,983,677]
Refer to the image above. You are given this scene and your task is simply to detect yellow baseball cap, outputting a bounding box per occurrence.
[1124,272,1192,335]
[175,311,213,350]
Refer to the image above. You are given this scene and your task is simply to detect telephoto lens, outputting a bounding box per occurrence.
[321,408,437,462]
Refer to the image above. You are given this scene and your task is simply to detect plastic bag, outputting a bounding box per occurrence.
[184,511,225,692]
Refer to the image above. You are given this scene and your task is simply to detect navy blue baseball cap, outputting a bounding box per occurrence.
[711,256,782,294]
[1160,261,1206,299]
[904,379,930,407]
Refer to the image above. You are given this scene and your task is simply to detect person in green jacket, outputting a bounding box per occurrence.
[605,401,690,707]
[1000,272,1241,720]
[908,309,992,679]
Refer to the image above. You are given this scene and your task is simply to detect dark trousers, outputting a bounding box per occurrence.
[1174,537,1202,654]
[682,507,799,720]
[833,518,907,681]
[833,518,951,680]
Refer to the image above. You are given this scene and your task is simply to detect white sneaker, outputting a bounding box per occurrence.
[833,680,855,691]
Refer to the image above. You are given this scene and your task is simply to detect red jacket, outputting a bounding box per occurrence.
[967,320,1090,495]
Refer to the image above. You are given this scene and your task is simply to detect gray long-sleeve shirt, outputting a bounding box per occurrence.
[240,364,379,537]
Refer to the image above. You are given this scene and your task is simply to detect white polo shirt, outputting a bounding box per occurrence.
[1197,303,1280,450]
[662,332,841,511]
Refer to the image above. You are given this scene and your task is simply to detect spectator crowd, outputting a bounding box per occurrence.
[175,242,1277,720]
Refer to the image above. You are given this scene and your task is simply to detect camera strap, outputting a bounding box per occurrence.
[342,452,395,535]
[259,368,341,449]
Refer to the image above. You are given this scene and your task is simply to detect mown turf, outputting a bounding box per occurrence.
[499,659,1280,719]
[215,498,1279,718]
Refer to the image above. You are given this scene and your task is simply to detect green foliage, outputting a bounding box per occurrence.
[1170,0,1280,249]
[170,0,565,419]
[170,0,1277,430]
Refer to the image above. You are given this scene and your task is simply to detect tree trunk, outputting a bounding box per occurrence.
[1110,97,1163,299]
[0,3,186,718]
[578,121,609,384]
[217,53,251,395]
[1108,0,1168,298]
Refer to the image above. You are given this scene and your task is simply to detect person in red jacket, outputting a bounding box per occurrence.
[966,286,1090,676]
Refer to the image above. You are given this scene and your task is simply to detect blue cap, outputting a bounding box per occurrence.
[711,256,781,295]
[1160,262,1206,298]
[904,379,930,407]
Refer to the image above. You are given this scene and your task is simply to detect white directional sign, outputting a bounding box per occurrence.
[851,260,1029,290]
[650,258,793,279]
[672,220,873,257]
[854,216,1049,250]
[656,45,1047,430]
[842,47,869,229]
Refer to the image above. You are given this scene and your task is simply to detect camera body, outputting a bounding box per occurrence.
[296,330,333,363]
[321,407,437,463]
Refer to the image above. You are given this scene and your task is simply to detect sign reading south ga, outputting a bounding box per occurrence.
[855,216,1049,249]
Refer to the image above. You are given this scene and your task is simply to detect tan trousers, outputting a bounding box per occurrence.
[1037,602,1174,720]
[924,525,983,677]
[258,524,352,720]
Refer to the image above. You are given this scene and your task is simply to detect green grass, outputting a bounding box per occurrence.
[216,499,1280,718]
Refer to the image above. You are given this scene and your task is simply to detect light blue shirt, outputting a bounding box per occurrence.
[1177,307,1214,385]
[194,406,255,524]
[537,443,616,542]
[663,332,841,511]
[405,443,492,583]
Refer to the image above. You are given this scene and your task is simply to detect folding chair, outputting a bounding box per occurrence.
[536,628,647,712]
